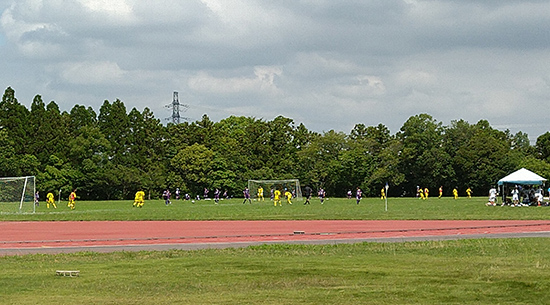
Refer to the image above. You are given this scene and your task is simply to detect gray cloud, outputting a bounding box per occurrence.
[0,0,549,141]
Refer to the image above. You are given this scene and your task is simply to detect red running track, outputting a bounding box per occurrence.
[2,220,550,253]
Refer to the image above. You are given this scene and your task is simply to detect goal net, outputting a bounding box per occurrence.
[0,176,36,214]
[248,179,302,201]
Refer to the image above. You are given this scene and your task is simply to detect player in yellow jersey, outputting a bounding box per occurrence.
[133,190,140,207]
[134,189,145,207]
[138,190,145,207]
[438,186,443,199]
[424,187,429,199]
[466,187,472,199]
[380,187,386,200]
[68,189,76,210]
[453,187,458,199]
[46,192,57,209]
[284,189,292,205]
[257,186,264,201]
[274,189,282,206]
[419,188,425,200]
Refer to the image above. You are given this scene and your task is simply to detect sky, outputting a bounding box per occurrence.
[1,0,549,142]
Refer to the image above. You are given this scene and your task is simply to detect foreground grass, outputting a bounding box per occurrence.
[2,196,550,221]
[1,238,550,304]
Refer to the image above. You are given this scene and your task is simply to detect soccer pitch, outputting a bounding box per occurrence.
[2,196,550,221]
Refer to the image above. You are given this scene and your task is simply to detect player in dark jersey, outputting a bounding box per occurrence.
[214,188,220,204]
[242,187,252,204]
[303,186,313,205]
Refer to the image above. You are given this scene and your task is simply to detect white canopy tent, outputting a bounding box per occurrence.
[498,168,547,205]
[497,168,547,186]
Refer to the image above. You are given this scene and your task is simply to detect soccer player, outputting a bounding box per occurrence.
[257,186,264,201]
[438,186,443,199]
[380,187,386,200]
[487,186,498,206]
[175,188,181,200]
[134,189,145,208]
[535,188,544,206]
[424,187,429,199]
[203,188,209,200]
[284,189,292,205]
[453,187,458,199]
[133,190,140,207]
[243,187,252,204]
[34,191,39,207]
[274,188,282,206]
[356,187,362,204]
[163,189,171,205]
[466,187,472,199]
[318,188,326,204]
[303,186,313,205]
[214,188,220,204]
[347,190,352,199]
[68,189,76,210]
[419,187,425,200]
[46,192,56,209]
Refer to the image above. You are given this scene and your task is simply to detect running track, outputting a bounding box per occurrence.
[2,220,550,255]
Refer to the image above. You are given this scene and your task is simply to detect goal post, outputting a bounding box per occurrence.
[0,176,36,214]
[248,179,302,201]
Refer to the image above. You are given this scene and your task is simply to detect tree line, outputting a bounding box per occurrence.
[1,87,550,200]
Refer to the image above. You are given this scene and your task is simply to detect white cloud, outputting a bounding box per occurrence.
[188,66,282,95]
[58,61,125,85]
[0,0,549,138]
[79,0,133,19]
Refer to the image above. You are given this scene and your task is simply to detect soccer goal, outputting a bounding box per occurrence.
[248,179,302,201]
[0,176,36,214]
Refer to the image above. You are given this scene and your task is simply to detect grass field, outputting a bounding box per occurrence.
[1,196,550,221]
[2,239,550,304]
[3,196,550,304]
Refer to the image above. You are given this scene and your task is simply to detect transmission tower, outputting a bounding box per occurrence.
[166,91,189,124]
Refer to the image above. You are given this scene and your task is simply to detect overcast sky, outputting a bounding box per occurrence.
[1,0,549,141]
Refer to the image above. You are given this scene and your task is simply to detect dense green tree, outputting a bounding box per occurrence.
[536,132,550,162]
[171,143,215,195]
[127,107,168,195]
[267,116,298,174]
[0,87,30,155]
[518,156,550,183]
[69,105,97,133]
[298,130,348,195]
[366,138,405,196]
[453,120,517,193]
[98,99,131,164]
[397,114,452,193]
[1,87,548,200]
[0,129,18,177]
[37,155,79,198]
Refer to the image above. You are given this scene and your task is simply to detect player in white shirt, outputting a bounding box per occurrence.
[487,187,498,206]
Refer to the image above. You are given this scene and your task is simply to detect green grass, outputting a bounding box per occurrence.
[2,196,549,221]
[2,239,550,304]
[3,197,550,304]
